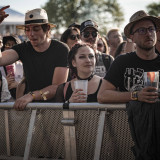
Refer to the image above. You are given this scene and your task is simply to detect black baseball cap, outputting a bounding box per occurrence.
[80,20,98,33]
[68,22,80,29]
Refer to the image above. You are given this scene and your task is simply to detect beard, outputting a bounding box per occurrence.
[137,44,154,51]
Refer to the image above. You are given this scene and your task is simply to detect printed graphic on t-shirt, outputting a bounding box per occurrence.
[124,68,144,91]
[94,66,106,77]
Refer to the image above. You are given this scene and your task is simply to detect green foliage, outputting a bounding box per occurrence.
[146,2,160,17]
[42,0,124,34]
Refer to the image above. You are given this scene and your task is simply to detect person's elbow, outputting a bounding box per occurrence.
[97,91,108,104]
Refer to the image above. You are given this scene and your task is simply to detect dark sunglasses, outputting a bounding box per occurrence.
[69,34,80,40]
[83,31,98,38]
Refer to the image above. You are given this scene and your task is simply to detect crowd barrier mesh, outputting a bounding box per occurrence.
[0,103,134,160]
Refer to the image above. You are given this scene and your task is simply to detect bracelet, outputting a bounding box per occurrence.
[29,91,35,100]
[40,90,49,101]
[131,91,138,100]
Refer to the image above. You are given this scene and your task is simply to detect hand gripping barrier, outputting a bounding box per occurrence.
[0,102,134,160]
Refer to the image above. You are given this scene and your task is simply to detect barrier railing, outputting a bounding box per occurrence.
[0,102,134,160]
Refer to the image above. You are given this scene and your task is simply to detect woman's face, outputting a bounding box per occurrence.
[72,46,96,76]
[4,40,16,50]
[66,30,81,49]
[97,39,105,53]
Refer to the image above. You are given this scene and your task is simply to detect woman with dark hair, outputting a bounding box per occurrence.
[60,27,81,49]
[0,35,23,99]
[55,43,102,103]
[97,36,109,54]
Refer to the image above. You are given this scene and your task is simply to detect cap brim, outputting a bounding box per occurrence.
[16,23,56,30]
[124,16,160,38]
[80,26,98,33]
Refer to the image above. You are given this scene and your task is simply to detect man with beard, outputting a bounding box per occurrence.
[98,10,160,103]
[98,11,160,159]
[80,20,114,77]
[107,28,123,57]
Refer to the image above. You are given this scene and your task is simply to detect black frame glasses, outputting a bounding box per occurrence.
[83,31,98,38]
[69,34,80,40]
[132,26,156,35]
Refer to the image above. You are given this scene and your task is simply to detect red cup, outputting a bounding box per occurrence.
[6,65,15,76]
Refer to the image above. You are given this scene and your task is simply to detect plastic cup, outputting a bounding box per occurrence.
[144,71,159,101]
[144,72,159,90]
[74,80,88,100]
[6,65,15,76]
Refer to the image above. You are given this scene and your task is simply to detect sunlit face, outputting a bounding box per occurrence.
[81,27,98,47]
[72,46,96,76]
[4,40,16,50]
[130,20,157,51]
[66,30,81,49]
[108,31,123,48]
[25,25,48,47]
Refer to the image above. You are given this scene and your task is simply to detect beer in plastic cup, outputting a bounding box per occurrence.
[74,80,88,101]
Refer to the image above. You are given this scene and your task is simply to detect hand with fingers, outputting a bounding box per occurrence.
[0,5,10,23]
[13,93,34,111]
[69,89,87,103]
[137,86,159,103]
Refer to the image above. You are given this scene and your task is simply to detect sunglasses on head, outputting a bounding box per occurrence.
[69,34,80,40]
[83,31,98,38]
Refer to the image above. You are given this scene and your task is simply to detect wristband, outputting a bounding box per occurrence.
[131,91,138,100]
[29,91,35,100]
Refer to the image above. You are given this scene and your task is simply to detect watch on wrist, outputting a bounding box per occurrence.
[29,91,35,100]
[131,91,138,100]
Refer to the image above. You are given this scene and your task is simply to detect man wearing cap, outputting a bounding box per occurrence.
[80,20,114,77]
[0,7,69,110]
[98,10,160,103]
[98,10,160,159]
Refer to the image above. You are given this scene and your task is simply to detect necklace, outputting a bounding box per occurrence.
[77,73,94,81]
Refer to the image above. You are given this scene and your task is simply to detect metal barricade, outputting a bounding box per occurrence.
[0,102,134,160]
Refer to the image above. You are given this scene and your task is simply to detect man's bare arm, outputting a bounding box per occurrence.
[0,49,19,66]
[97,79,159,104]
[97,79,131,103]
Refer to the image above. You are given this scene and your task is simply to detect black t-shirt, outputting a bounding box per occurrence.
[104,52,160,92]
[12,40,69,92]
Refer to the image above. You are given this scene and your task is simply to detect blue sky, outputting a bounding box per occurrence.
[0,0,159,31]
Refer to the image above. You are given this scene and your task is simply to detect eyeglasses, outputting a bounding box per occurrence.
[83,31,98,38]
[97,43,103,48]
[132,26,156,35]
[69,34,80,40]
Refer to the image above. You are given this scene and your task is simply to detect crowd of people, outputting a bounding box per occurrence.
[1,5,160,159]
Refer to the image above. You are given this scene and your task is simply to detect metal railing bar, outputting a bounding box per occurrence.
[4,110,11,156]
[23,109,37,160]
[94,111,106,160]
[0,102,126,110]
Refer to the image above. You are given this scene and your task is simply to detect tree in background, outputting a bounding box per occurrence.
[146,2,160,17]
[42,0,124,34]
